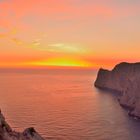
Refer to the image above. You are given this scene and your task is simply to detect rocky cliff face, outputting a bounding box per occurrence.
[95,62,140,119]
[0,110,45,140]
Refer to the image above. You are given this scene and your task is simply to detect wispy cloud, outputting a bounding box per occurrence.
[11,38,23,45]
[32,39,41,46]
[47,43,86,54]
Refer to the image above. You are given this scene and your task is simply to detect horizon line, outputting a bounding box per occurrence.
[0,65,98,70]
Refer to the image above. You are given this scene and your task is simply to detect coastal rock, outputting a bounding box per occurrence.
[0,110,45,140]
[94,62,140,119]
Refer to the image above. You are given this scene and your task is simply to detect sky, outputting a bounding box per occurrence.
[0,0,140,69]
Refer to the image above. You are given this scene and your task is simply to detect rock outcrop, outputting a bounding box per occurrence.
[0,110,45,140]
[95,62,140,119]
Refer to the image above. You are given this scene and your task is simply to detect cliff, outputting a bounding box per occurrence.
[0,110,45,140]
[94,62,140,119]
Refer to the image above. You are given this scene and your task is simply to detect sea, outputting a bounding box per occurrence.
[0,68,140,140]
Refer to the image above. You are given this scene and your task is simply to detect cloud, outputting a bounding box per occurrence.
[32,39,41,46]
[47,43,86,54]
[11,38,23,45]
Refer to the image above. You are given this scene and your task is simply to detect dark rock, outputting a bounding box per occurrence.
[0,110,45,140]
[95,62,140,119]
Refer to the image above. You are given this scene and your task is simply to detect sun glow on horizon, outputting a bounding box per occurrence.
[28,58,93,68]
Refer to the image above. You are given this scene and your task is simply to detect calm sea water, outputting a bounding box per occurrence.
[0,68,140,140]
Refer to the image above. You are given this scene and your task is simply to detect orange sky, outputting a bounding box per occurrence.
[0,0,140,69]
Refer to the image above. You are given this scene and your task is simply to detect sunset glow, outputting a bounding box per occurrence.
[30,58,92,67]
[0,0,140,69]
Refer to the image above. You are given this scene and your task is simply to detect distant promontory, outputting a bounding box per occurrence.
[95,62,140,119]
